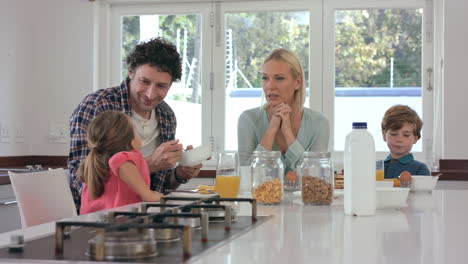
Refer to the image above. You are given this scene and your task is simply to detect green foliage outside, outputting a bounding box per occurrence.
[122,16,140,79]
[122,15,201,103]
[227,11,310,88]
[159,15,198,60]
[335,9,422,88]
[121,8,422,99]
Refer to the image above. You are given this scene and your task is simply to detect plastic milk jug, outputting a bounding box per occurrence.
[344,122,376,216]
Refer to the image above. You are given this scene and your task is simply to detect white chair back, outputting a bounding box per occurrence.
[8,168,77,228]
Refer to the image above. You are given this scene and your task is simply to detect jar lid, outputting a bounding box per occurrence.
[303,152,330,158]
[259,151,281,158]
[251,150,261,157]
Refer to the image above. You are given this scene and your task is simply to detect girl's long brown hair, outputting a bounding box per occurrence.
[77,111,134,199]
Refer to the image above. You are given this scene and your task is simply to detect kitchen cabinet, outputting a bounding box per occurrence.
[0,184,20,233]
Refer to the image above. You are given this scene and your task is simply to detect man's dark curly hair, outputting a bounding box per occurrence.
[126,37,182,83]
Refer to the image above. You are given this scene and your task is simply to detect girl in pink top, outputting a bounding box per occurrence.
[78,111,163,214]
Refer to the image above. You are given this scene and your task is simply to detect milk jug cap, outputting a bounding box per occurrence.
[352,122,367,129]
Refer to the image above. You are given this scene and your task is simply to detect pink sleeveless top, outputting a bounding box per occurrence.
[80,150,150,214]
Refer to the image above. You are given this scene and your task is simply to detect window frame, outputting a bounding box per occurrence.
[323,0,434,164]
[95,0,438,169]
[106,2,214,152]
[215,0,322,153]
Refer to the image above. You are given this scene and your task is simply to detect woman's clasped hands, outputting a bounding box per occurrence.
[268,103,293,135]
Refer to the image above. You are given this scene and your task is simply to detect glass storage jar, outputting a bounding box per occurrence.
[251,151,284,204]
[239,151,260,195]
[297,152,334,205]
[248,151,261,166]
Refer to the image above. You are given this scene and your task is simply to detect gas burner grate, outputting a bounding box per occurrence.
[0,195,266,263]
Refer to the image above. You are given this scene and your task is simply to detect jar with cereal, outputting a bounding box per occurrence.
[251,151,284,204]
[248,151,261,166]
[297,152,334,205]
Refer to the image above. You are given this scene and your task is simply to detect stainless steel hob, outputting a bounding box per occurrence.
[0,195,271,263]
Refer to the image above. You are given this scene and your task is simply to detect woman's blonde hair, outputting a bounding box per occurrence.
[77,111,134,199]
[264,48,305,110]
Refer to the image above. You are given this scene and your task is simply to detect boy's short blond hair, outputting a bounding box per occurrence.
[381,105,423,139]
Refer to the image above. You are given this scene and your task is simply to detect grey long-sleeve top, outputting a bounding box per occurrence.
[237,107,330,172]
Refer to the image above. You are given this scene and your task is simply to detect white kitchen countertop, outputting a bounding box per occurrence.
[1,186,468,264]
[190,190,467,264]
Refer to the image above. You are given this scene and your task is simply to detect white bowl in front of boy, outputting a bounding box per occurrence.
[410,175,439,192]
[376,187,410,209]
[376,180,394,188]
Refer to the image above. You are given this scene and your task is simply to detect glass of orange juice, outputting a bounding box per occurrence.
[215,152,240,198]
[376,159,384,181]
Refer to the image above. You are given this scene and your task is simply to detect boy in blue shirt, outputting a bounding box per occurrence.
[381,105,430,178]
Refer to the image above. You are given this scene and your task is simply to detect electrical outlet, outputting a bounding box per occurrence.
[48,123,68,144]
[0,122,10,143]
[57,126,68,143]
[15,123,25,143]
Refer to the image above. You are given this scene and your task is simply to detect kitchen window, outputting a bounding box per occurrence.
[97,0,436,167]
[106,3,213,148]
[323,0,434,165]
[334,8,424,152]
[223,9,310,151]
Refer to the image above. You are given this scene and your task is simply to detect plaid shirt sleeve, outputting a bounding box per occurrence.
[149,100,178,192]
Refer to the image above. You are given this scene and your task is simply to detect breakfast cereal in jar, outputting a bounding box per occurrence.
[297,152,334,205]
[251,151,284,204]
[252,178,282,204]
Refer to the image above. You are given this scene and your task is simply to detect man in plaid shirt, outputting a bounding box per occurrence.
[68,38,202,214]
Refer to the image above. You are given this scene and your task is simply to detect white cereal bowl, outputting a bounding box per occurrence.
[410,175,439,192]
[376,181,394,188]
[179,145,212,167]
[376,187,410,209]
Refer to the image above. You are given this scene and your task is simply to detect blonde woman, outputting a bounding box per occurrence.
[237,48,330,172]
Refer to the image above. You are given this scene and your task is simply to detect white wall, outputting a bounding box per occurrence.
[29,0,94,155]
[0,0,94,156]
[0,0,467,159]
[0,0,33,155]
[443,0,468,159]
